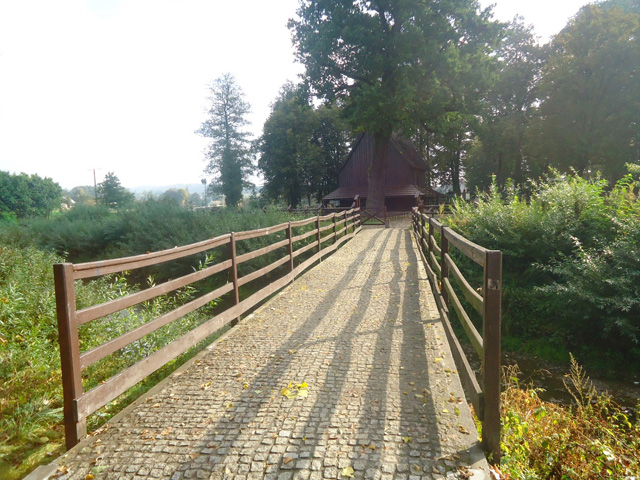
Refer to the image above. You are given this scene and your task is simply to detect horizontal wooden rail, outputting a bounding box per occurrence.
[55,208,361,449]
[73,234,232,279]
[411,207,502,463]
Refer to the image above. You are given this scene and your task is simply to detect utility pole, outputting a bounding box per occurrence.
[89,168,102,205]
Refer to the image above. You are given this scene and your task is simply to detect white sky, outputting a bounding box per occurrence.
[0,0,594,190]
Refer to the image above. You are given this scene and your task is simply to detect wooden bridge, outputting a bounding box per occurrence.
[37,209,501,480]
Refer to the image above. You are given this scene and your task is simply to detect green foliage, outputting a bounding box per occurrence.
[20,201,296,282]
[196,73,253,208]
[289,0,501,207]
[526,2,640,183]
[160,188,189,206]
[0,171,62,219]
[257,82,351,207]
[448,174,640,371]
[465,19,546,191]
[0,245,116,477]
[97,172,135,209]
[67,185,96,205]
[500,361,639,479]
[0,204,328,477]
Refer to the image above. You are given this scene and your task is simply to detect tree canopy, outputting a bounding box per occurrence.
[257,82,351,207]
[464,0,640,191]
[465,18,546,191]
[0,171,62,219]
[289,0,500,206]
[526,2,640,184]
[196,73,253,208]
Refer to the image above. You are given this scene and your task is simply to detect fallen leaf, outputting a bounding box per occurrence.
[341,466,355,478]
[284,456,294,464]
[402,436,411,444]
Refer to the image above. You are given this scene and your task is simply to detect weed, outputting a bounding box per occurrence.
[498,360,640,479]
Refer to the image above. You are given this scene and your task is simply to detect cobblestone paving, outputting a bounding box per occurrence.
[50,225,490,480]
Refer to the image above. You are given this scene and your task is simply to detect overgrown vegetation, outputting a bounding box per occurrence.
[498,358,639,479]
[447,173,640,376]
[0,202,300,479]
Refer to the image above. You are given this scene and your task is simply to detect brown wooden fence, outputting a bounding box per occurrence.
[411,207,502,462]
[54,208,361,449]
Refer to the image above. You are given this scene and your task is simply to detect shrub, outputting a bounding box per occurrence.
[448,173,640,372]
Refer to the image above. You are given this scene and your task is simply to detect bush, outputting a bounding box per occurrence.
[448,174,640,373]
[0,245,118,478]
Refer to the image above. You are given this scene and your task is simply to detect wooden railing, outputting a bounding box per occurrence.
[54,208,361,449]
[411,207,502,462]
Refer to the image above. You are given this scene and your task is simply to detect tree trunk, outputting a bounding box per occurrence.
[368,130,391,213]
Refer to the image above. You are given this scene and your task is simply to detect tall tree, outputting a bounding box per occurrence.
[257,82,350,207]
[97,172,135,209]
[0,171,62,218]
[196,73,253,208]
[465,18,546,190]
[526,2,640,183]
[289,0,499,209]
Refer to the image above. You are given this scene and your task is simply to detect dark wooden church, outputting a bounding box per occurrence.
[322,133,438,211]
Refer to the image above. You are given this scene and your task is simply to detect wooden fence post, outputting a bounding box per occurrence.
[420,212,426,252]
[440,227,449,304]
[482,250,502,463]
[54,263,86,449]
[286,222,294,272]
[316,216,322,260]
[229,232,240,325]
[333,214,337,243]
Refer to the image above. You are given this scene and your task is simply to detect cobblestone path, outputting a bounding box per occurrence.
[46,226,490,480]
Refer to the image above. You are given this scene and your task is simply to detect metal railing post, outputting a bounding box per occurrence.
[54,263,86,448]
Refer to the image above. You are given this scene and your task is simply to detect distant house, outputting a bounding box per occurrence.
[322,133,438,211]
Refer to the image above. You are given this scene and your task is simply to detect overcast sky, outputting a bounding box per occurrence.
[0,0,594,190]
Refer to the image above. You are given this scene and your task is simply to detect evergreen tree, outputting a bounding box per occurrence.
[97,172,135,209]
[196,73,253,208]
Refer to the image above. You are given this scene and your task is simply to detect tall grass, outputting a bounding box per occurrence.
[0,203,301,478]
[498,359,640,479]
